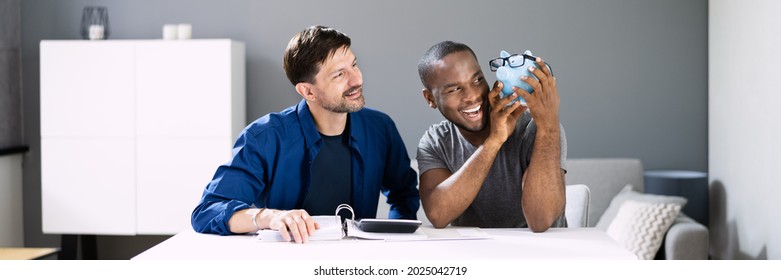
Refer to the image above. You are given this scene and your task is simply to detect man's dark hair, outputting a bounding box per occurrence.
[417,41,478,90]
[283,25,351,85]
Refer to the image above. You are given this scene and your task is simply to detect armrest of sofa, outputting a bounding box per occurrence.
[663,215,709,259]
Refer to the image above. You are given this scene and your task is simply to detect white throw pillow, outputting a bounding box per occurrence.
[606,200,682,260]
[596,185,687,230]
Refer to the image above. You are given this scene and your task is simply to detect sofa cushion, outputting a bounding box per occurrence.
[606,199,682,260]
[597,185,687,230]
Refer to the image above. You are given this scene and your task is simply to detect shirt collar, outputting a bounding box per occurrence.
[296,99,362,149]
[296,99,321,150]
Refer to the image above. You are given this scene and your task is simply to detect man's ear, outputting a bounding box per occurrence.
[422,88,437,109]
[295,82,315,101]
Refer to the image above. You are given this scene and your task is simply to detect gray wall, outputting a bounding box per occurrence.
[0,0,25,248]
[1,0,22,148]
[20,0,708,258]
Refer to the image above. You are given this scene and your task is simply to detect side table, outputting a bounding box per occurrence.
[644,170,709,227]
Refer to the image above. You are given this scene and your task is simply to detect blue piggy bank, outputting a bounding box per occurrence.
[493,50,538,105]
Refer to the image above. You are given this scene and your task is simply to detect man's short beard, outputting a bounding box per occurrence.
[322,85,365,113]
[323,95,365,113]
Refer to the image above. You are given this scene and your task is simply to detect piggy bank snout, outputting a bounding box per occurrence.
[496,66,513,80]
[496,66,523,95]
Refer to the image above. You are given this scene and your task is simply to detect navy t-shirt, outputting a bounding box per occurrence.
[302,129,353,217]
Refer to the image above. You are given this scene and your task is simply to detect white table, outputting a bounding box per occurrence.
[133,227,636,260]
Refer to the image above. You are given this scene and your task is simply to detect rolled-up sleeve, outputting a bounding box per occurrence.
[191,131,266,235]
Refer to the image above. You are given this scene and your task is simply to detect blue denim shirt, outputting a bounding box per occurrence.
[192,99,420,235]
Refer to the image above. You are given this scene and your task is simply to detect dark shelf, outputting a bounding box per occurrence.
[0,145,29,156]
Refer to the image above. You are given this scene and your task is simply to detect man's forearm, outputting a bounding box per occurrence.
[521,128,565,232]
[229,208,273,233]
[422,140,502,228]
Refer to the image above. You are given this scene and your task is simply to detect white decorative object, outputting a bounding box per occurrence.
[88,24,104,40]
[177,24,192,39]
[163,24,178,40]
[40,39,246,235]
[81,6,110,40]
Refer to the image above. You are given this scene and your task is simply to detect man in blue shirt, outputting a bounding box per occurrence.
[191,26,420,243]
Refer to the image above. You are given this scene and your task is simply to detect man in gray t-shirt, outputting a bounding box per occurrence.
[416,41,567,231]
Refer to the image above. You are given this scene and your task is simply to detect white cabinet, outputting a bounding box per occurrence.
[40,40,245,235]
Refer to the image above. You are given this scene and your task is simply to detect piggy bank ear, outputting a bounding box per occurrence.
[523,50,533,56]
[500,50,510,58]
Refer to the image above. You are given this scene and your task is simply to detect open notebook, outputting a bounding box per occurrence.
[256,204,490,242]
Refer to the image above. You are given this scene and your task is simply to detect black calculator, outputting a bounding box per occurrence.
[356,219,422,233]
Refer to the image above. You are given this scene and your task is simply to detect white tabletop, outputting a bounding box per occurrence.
[133,227,637,260]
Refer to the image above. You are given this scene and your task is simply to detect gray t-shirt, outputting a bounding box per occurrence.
[416,111,568,228]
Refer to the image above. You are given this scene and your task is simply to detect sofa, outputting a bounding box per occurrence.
[565,158,709,260]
